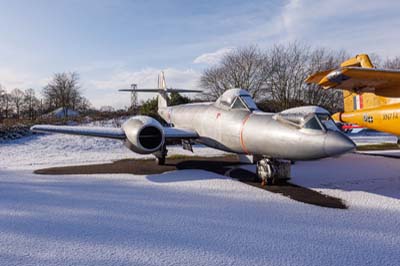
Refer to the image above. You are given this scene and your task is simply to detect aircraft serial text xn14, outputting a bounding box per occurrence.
[31,75,355,185]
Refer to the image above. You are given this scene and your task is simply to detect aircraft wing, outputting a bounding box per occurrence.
[31,125,127,139]
[306,67,400,97]
[31,125,198,140]
[163,127,198,139]
[305,69,335,84]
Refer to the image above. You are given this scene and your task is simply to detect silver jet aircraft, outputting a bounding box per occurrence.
[32,74,355,185]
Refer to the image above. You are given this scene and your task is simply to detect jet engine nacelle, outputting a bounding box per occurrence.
[122,116,165,154]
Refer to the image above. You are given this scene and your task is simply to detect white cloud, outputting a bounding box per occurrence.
[193,47,235,65]
[0,68,32,90]
[278,0,400,55]
[0,68,48,96]
[184,1,400,59]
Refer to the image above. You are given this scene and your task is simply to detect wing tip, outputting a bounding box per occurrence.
[30,124,52,133]
[30,125,39,132]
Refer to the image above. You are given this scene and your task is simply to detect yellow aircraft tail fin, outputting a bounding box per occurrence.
[341,54,379,112]
[343,91,382,112]
[306,53,400,113]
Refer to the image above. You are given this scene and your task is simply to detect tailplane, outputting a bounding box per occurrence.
[340,54,374,68]
[119,71,201,111]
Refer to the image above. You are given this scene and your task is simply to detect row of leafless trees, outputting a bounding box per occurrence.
[0,86,41,120]
[200,43,400,112]
[0,72,91,121]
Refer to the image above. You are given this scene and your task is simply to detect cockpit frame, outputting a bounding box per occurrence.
[275,112,340,133]
[230,96,251,111]
[215,89,258,112]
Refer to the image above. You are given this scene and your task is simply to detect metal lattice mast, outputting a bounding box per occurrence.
[130,83,138,113]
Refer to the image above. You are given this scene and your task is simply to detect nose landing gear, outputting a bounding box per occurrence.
[256,158,291,186]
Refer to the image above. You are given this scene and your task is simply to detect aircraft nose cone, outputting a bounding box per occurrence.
[324,131,355,157]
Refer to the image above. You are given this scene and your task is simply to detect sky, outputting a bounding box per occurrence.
[1,0,400,109]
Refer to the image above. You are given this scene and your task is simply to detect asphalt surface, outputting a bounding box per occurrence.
[35,156,347,209]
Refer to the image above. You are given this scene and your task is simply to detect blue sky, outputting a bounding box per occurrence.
[1,0,400,108]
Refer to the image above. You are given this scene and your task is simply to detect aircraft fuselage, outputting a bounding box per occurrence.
[334,103,400,136]
[159,103,353,160]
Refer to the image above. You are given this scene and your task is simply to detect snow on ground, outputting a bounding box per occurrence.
[0,134,399,266]
[0,133,226,169]
[291,153,400,207]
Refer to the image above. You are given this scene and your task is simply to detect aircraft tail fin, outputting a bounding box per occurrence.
[157,71,168,108]
[343,91,386,112]
[341,54,380,112]
[306,54,400,115]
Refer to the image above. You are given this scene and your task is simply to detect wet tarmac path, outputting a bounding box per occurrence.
[35,156,347,209]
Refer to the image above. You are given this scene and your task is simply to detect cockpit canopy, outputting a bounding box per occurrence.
[215,89,258,111]
[274,106,340,132]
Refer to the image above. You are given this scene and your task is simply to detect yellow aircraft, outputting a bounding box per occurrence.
[306,54,400,136]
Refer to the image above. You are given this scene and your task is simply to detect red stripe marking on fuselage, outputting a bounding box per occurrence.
[359,94,363,109]
[240,113,252,154]
[341,124,362,129]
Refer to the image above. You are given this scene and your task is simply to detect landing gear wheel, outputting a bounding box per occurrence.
[256,158,291,186]
[256,159,271,186]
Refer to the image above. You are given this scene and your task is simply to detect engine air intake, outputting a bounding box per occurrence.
[139,126,163,150]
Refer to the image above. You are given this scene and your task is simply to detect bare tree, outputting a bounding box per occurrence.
[266,43,312,109]
[200,46,270,101]
[301,48,348,112]
[0,84,5,119]
[200,43,349,112]
[76,96,91,112]
[383,56,400,69]
[10,88,25,118]
[199,67,227,101]
[43,72,90,117]
[23,88,40,120]
[0,86,12,119]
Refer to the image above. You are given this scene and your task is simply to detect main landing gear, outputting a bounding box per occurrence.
[256,158,291,186]
[154,144,168,165]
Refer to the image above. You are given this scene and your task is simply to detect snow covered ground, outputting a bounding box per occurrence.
[0,133,399,266]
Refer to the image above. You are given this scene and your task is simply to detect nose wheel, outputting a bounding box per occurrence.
[256,158,291,186]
